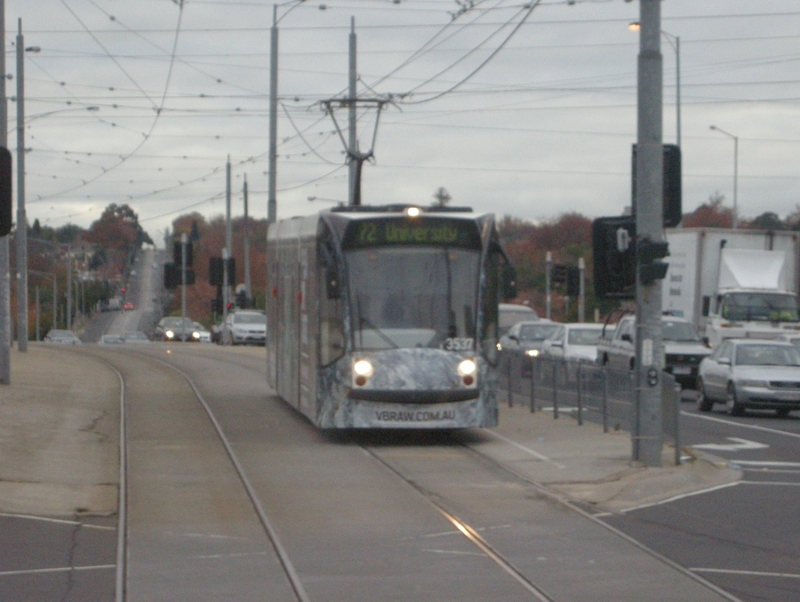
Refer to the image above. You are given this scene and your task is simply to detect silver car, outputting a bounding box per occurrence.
[697,339,800,417]
[44,329,82,345]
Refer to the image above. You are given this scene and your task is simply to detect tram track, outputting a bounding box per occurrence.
[109,346,740,601]
[85,346,310,602]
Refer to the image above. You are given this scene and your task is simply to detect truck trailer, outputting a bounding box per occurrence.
[662,228,800,347]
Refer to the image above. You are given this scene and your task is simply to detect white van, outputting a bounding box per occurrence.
[499,303,539,337]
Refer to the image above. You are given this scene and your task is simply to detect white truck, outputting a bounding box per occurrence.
[662,228,800,347]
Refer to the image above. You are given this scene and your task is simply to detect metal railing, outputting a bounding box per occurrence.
[497,351,681,465]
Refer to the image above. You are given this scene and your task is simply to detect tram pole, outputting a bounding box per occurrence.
[0,0,11,384]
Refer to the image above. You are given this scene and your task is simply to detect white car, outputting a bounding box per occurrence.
[541,323,604,362]
[193,322,212,343]
[221,310,267,346]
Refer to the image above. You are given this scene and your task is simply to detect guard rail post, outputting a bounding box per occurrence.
[552,359,559,420]
[576,362,583,426]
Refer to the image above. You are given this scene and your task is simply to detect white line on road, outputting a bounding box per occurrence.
[741,480,800,487]
[733,460,800,468]
[691,568,800,580]
[0,513,115,530]
[682,411,800,440]
[483,430,566,469]
[0,565,115,577]
[619,482,741,513]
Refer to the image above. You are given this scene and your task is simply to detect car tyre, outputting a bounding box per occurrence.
[696,379,714,412]
[725,383,746,417]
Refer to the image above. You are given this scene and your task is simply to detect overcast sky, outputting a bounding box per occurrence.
[5,0,800,243]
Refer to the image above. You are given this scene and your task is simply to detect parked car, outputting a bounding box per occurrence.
[221,310,267,346]
[121,331,151,344]
[193,322,212,343]
[154,317,201,342]
[44,329,82,345]
[697,339,800,417]
[541,323,604,362]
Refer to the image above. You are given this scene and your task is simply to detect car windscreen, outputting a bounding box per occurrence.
[662,320,701,342]
[735,344,800,366]
[519,324,558,341]
[234,314,266,324]
[567,328,602,345]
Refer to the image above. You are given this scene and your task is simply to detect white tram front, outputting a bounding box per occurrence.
[266,205,515,429]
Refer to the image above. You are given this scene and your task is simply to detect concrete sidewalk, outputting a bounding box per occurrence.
[0,344,739,519]
[0,345,119,517]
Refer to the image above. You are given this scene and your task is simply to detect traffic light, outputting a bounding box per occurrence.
[637,237,669,286]
[551,264,568,284]
[210,257,235,286]
[631,143,682,227]
[0,148,12,237]
[566,266,580,297]
[210,299,222,313]
[592,216,636,298]
[173,240,193,267]
[164,262,179,289]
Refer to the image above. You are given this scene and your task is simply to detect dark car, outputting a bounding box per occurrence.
[154,317,201,342]
[697,339,800,417]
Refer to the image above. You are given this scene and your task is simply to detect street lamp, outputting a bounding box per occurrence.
[709,125,738,230]
[629,22,680,147]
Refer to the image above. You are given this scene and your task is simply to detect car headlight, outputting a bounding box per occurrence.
[165,330,175,339]
[737,379,768,388]
[526,349,539,357]
[192,331,200,339]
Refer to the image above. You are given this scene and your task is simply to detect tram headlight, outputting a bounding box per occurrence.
[526,349,539,357]
[458,358,477,386]
[405,206,421,218]
[353,359,373,387]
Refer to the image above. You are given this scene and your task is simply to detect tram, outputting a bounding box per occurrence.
[266,204,516,429]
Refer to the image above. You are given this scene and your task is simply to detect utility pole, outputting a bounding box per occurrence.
[634,0,665,467]
[545,251,552,320]
[0,0,11,384]
[181,232,187,341]
[243,174,251,304]
[267,5,278,224]
[348,17,357,205]
[66,250,72,329]
[16,19,27,351]
[578,257,585,323]
[223,157,231,324]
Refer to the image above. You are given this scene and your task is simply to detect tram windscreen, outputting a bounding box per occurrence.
[346,246,481,351]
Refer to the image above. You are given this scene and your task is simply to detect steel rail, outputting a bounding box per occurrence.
[142,353,312,602]
[361,445,556,602]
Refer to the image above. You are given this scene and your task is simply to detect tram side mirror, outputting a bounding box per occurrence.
[326,267,341,299]
[502,264,517,301]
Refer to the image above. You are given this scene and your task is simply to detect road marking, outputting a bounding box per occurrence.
[692,437,769,452]
[483,430,566,469]
[0,513,114,530]
[683,411,800,440]
[733,460,800,468]
[0,565,115,577]
[619,482,741,513]
[691,568,800,580]
[741,481,800,487]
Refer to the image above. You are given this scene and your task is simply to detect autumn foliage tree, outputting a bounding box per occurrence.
[84,204,153,279]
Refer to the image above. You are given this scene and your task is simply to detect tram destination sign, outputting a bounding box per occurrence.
[342,217,481,250]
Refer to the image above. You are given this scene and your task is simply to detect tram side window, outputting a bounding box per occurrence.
[481,247,500,364]
[319,236,345,366]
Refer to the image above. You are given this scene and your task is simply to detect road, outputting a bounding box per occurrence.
[601,404,800,602]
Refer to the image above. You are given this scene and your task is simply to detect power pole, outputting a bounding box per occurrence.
[634,0,665,467]
[243,175,251,304]
[222,157,231,324]
[16,19,27,351]
[545,251,552,320]
[181,232,187,341]
[0,0,11,384]
[267,6,278,224]
[348,17,357,206]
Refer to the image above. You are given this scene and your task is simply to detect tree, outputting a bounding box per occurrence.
[747,211,785,231]
[432,187,451,207]
[682,191,734,228]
